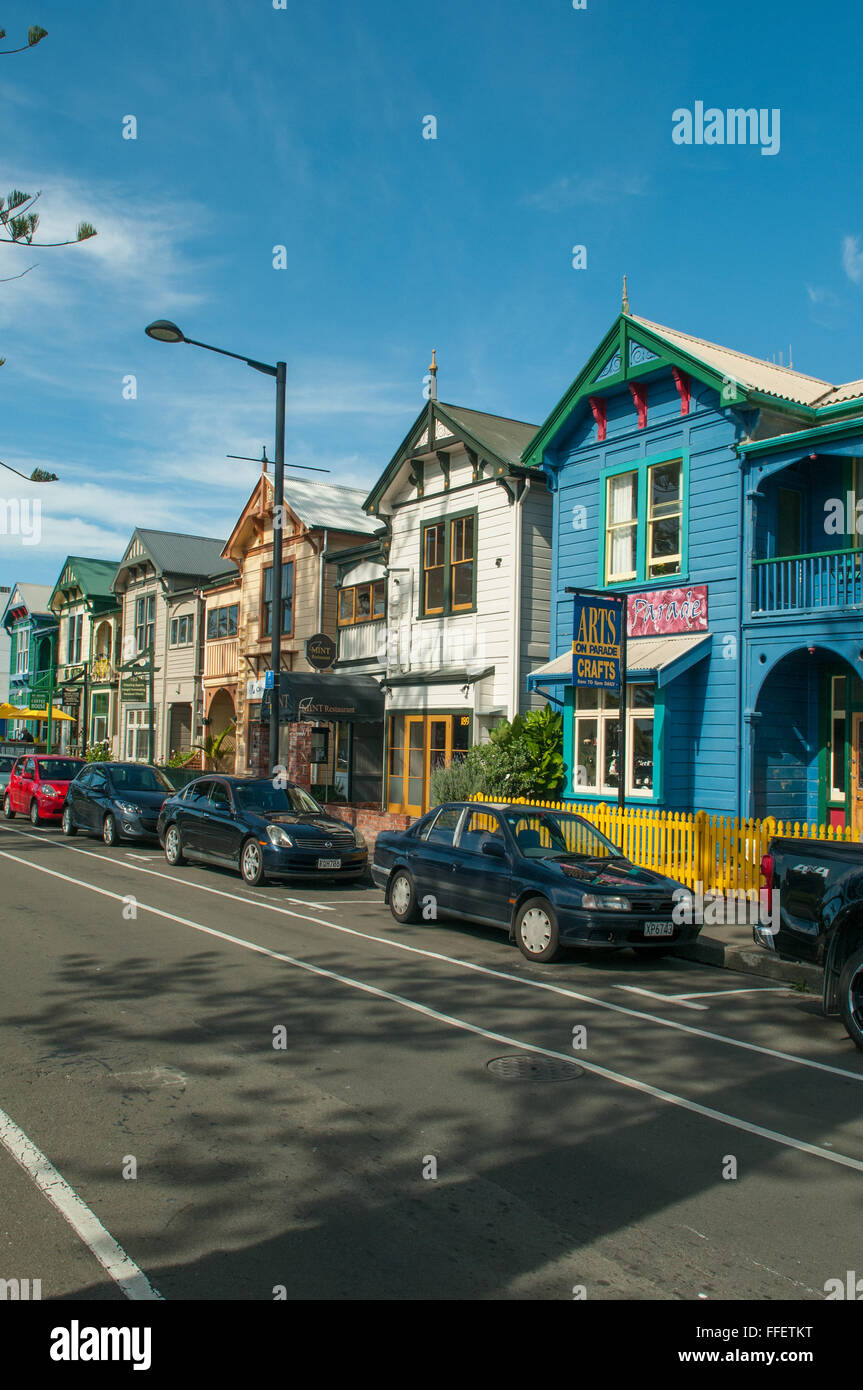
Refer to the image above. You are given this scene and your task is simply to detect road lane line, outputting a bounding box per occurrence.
[3,849,863,1178]
[0,1105,162,1301]
[2,827,862,1085]
[673,987,791,1001]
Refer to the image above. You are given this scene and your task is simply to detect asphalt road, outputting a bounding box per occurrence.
[1,817,861,1303]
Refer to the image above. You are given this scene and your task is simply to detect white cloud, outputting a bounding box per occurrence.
[522,172,649,212]
[842,235,863,284]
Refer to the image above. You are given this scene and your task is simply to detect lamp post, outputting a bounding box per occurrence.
[145,321,287,774]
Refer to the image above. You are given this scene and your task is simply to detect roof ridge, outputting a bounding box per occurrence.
[439,401,538,428]
[631,315,833,388]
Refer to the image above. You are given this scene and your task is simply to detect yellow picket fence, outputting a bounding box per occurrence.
[472,795,860,893]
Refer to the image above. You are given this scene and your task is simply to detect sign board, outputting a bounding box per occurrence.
[264,670,274,690]
[306,633,336,671]
[627,585,708,637]
[571,594,623,690]
[61,686,81,709]
[121,675,148,702]
[28,692,48,711]
[246,677,266,701]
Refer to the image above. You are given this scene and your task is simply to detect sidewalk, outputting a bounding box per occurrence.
[673,921,823,993]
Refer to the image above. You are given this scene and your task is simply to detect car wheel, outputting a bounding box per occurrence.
[3,793,15,819]
[839,946,863,1052]
[515,896,564,963]
[164,824,186,867]
[389,868,420,923]
[29,799,40,827]
[103,813,118,846]
[61,805,77,837]
[240,837,266,886]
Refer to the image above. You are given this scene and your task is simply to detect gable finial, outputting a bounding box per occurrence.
[428,348,438,401]
[622,274,630,314]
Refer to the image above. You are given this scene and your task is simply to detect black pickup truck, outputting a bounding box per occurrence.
[757,837,863,1051]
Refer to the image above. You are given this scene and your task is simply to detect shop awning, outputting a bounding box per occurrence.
[261,672,385,724]
[527,632,712,694]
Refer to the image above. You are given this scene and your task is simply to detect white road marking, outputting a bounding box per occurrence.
[126,854,158,862]
[2,826,861,1085]
[0,1104,162,1301]
[2,847,862,1175]
[673,986,792,1001]
[617,986,708,1011]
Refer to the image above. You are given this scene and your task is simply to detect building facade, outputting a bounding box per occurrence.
[2,583,58,742]
[526,308,863,827]
[48,556,122,754]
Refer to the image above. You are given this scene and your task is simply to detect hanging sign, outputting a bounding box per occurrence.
[571,594,623,690]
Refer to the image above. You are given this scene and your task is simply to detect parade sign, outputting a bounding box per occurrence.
[627,585,708,637]
[572,594,623,690]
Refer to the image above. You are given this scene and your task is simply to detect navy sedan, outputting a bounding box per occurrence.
[372,801,699,963]
[62,762,174,844]
[157,775,368,886]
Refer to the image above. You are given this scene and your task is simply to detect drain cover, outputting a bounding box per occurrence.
[486,1053,583,1082]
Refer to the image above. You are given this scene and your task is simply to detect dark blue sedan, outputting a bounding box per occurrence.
[372,801,698,962]
[62,762,174,844]
[157,775,368,886]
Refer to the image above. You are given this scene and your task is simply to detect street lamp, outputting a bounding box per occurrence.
[145,319,287,774]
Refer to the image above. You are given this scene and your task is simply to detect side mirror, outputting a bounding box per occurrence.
[481,839,506,859]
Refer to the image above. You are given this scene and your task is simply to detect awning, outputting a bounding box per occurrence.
[528,632,712,693]
[13,705,75,721]
[261,672,385,724]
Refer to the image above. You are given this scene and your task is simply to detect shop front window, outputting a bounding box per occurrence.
[573,685,654,797]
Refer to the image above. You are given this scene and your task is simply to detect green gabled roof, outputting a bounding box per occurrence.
[49,556,123,614]
[364,399,540,513]
[520,313,821,469]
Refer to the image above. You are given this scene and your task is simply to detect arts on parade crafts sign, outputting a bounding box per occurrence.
[572,594,623,689]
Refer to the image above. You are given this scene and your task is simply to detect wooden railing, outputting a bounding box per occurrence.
[752,548,863,614]
[204,638,239,680]
[473,796,860,893]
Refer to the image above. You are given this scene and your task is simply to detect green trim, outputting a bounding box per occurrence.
[739,414,863,458]
[418,506,478,618]
[597,448,689,588]
[752,546,859,566]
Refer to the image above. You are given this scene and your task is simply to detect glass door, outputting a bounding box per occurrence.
[405,717,426,816]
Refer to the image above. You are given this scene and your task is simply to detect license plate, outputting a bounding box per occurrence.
[317,858,341,870]
[644,921,674,937]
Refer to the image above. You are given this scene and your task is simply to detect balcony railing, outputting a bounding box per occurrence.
[752,549,863,615]
[204,637,239,681]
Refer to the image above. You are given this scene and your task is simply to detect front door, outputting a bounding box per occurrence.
[404,717,426,816]
[852,715,863,839]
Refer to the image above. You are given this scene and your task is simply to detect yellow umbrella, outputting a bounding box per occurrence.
[0,702,23,719]
[15,706,75,721]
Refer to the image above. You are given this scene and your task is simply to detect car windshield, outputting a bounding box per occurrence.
[37,759,83,781]
[108,766,174,793]
[236,782,323,816]
[503,810,620,860]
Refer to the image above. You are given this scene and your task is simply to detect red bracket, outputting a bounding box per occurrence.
[672,367,690,416]
[588,395,607,442]
[628,381,647,428]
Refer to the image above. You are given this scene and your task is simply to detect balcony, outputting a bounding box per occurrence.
[752,549,863,616]
[204,637,239,681]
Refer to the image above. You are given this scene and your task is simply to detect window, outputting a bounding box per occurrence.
[14,629,29,675]
[603,457,684,585]
[831,675,847,803]
[125,707,155,762]
[421,805,463,846]
[91,693,109,746]
[207,604,239,640]
[209,781,232,810]
[338,581,386,626]
[457,809,504,854]
[170,614,194,646]
[262,562,294,638]
[135,594,155,653]
[420,510,477,616]
[574,684,655,797]
[67,614,83,666]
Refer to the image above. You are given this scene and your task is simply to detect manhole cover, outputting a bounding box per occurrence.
[486,1053,583,1082]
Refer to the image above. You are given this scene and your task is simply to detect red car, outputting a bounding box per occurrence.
[3,754,86,826]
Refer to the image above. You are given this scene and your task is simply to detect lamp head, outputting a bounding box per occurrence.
[145,320,185,344]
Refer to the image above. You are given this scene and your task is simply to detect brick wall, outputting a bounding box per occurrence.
[322,801,414,855]
[285,722,312,791]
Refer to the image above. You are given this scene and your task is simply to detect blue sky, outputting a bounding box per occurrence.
[2,0,863,584]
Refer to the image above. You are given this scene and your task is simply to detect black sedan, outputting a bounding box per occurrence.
[372,801,699,963]
[156,775,368,886]
[62,762,175,845]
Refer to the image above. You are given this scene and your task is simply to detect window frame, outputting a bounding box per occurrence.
[207,603,239,641]
[337,579,386,627]
[571,683,658,800]
[598,450,688,589]
[261,560,295,639]
[170,613,194,647]
[135,593,155,654]
[419,507,478,618]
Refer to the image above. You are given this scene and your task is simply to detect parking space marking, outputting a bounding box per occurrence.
[2,846,863,1176]
[617,986,708,1011]
[2,825,861,1085]
[0,1103,162,1301]
[673,986,792,1001]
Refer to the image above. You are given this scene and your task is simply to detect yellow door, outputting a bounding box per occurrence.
[404,716,426,816]
[852,715,863,838]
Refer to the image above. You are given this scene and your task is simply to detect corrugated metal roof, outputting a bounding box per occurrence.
[813,380,863,407]
[3,583,53,621]
[530,632,711,680]
[438,404,540,467]
[57,556,121,601]
[262,476,381,534]
[129,530,234,580]
[631,315,832,406]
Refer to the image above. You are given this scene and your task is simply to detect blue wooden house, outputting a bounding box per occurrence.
[524,306,863,832]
